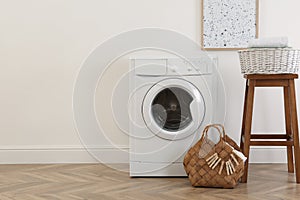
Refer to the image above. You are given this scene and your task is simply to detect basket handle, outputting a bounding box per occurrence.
[201,124,226,142]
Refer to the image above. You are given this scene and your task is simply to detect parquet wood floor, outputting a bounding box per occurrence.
[0,164,299,200]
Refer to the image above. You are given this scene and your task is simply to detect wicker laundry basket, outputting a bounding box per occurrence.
[183,124,245,188]
[238,48,300,74]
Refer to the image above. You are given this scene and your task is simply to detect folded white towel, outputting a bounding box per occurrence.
[233,149,247,162]
[248,37,289,48]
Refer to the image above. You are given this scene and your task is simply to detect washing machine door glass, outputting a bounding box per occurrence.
[151,87,193,131]
[143,79,205,140]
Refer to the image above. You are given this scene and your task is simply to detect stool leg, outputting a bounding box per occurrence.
[240,81,249,151]
[284,86,294,173]
[241,80,255,183]
[289,80,300,183]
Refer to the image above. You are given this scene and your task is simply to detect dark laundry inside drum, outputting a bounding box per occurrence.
[151,87,193,131]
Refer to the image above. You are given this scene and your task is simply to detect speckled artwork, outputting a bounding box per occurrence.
[202,0,258,49]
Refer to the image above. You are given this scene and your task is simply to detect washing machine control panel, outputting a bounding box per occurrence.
[132,57,217,76]
[167,58,214,76]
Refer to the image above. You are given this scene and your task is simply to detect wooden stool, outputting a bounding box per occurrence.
[240,74,300,183]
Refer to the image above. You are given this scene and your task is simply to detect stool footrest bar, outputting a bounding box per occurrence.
[250,134,290,139]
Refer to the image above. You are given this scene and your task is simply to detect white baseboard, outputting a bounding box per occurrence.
[249,146,287,163]
[0,145,129,164]
[0,145,287,164]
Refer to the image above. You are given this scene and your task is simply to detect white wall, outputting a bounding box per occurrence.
[0,0,299,163]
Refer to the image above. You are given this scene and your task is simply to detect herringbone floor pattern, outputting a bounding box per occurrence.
[0,164,299,200]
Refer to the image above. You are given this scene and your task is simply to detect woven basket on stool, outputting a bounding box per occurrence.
[238,48,300,74]
[183,124,245,188]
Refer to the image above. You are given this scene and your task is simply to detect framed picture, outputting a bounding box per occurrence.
[201,0,259,50]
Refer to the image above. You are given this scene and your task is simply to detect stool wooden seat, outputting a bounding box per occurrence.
[240,74,300,183]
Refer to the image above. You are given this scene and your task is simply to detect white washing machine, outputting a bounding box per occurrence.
[129,56,218,176]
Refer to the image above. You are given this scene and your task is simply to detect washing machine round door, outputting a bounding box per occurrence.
[142,78,205,140]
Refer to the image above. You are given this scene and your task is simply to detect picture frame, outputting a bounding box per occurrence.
[201,0,259,50]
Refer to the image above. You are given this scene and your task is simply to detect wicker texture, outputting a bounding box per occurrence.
[238,48,300,74]
[183,124,244,188]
